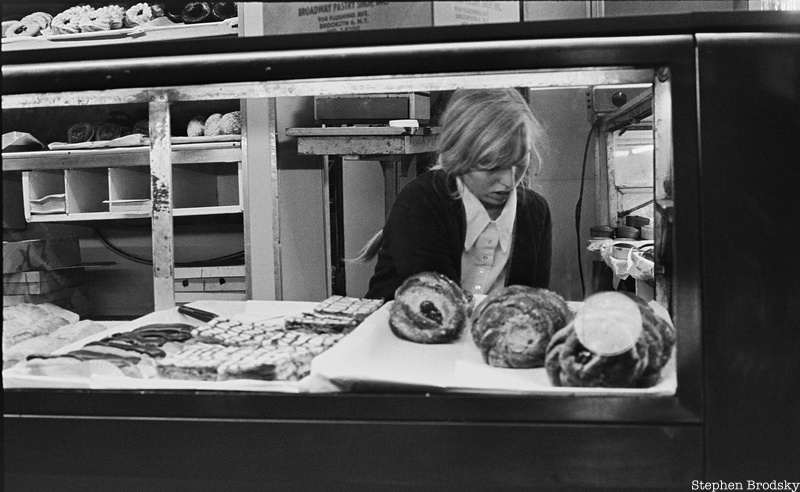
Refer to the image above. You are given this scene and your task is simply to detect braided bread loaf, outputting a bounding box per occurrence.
[545,291,675,388]
[470,285,571,368]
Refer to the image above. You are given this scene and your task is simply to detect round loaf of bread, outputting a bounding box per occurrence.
[470,285,571,368]
[187,114,205,137]
[203,113,223,136]
[217,111,241,135]
[389,272,472,344]
[545,291,675,388]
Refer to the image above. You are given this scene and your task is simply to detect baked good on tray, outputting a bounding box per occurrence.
[51,6,93,35]
[156,343,316,381]
[95,122,122,141]
[284,295,384,334]
[212,2,238,20]
[4,20,41,37]
[216,111,242,135]
[67,123,96,143]
[125,3,156,28]
[470,285,572,368]
[389,271,472,344]
[25,323,195,378]
[181,2,212,24]
[96,5,126,30]
[192,317,343,352]
[545,291,675,388]
[22,12,53,31]
[132,119,149,136]
[203,113,223,136]
[187,114,205,137]
[4,319,109,369]
[3,303,78,349]
[77,9,113,32]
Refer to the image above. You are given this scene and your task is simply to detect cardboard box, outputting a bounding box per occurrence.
[173,265,246,304]
[260,2,520,35]
[174,291,247,304]
[3,284,91,319]
[3,266,85,295]
[314,93,430,124]
[3,237,81,274]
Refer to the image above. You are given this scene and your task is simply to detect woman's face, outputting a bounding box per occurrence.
[461,152,530,208]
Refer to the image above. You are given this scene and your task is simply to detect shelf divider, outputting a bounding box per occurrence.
[149,99,175,311]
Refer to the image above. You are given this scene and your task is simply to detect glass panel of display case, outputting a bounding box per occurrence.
[3,66,678,399]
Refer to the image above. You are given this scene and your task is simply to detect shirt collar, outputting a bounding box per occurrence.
[458,178,516,253]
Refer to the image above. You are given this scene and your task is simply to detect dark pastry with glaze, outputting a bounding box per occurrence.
[67,123,96,143]
[212,2,237,20]
[389,271,472,344]
[132,120,149,136]
[182,2,212,23]
[96,123,122,141]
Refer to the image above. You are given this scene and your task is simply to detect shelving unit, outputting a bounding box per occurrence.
[4,141,243,222]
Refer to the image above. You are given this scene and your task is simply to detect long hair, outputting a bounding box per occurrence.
[431,88,546,193]
[351,88,547,263]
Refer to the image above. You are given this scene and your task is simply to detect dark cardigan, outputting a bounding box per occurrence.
[365,170,552,300]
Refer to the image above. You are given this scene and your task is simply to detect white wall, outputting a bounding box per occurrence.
[275,97,330,302]
[528,88,597,302]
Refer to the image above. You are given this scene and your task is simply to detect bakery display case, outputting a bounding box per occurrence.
[4,10,799,490]
[1,2,239,51]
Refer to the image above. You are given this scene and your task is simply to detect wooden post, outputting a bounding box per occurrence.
[149,97,175,311]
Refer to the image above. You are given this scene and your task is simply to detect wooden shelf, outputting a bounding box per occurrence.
[13,141,243,222]
[1,19,238,52]
[26,205,243,223]
[287,126,439,156]
[2,142,242,172]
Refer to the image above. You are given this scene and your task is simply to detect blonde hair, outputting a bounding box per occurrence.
[431,88,546,186]
[351,88,546,263]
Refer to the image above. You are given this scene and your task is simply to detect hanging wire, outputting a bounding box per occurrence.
[575,124,597,300]
[94,228,244,267]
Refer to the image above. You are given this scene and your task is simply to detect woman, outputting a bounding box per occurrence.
[358,87,552,301]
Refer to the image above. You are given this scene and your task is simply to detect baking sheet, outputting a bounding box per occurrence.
[47,134,240,151]
[307,300,677,396]
[2,19,238,46]
[3,300,318,392]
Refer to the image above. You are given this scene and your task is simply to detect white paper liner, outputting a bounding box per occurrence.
[308,299,677,395]
[4,300,318,392]
[4,298,677,396]
[47,134,240,151]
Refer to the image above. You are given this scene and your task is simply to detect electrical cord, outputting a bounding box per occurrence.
[94,228,244,267]
[575,124,597,300]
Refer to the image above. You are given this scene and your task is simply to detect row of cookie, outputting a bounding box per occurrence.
[4,5,129,38]
[187,111,241,137]
[2,2,237,38]
[67,121,149,143]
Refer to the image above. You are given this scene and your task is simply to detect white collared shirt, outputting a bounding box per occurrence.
[458,178,516,297]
